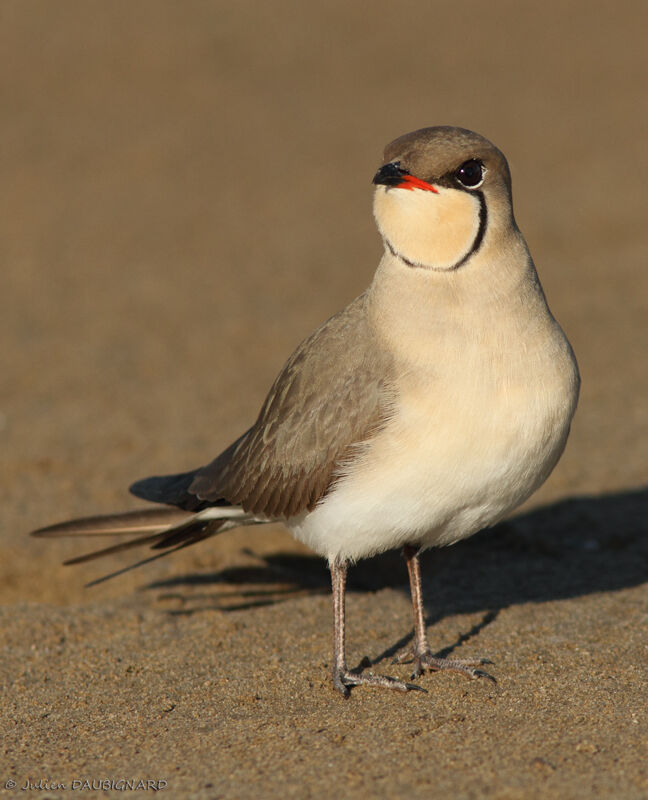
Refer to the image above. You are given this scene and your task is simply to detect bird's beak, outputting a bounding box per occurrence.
[372,163,438,193]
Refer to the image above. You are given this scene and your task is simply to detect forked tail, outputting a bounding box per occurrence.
[31,505,259,585]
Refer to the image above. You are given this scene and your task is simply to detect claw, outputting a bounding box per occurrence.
[404,681,428,693]
[471,669,497,684]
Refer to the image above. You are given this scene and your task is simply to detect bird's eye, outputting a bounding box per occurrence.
[455,159,484,188]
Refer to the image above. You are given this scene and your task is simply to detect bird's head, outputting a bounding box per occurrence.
[373,126,515,272]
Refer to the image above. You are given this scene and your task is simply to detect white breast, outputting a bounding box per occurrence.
[290,350,576,562]
[289,251,579,564]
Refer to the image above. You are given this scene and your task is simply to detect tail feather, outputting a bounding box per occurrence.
[31,507,191,537]
[30,506,260,580]
[83,541,209,588]
[63,531,181,565]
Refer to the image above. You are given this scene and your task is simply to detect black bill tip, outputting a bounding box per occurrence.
[372,161,408,187]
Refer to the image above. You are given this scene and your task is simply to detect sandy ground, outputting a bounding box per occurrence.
[1,1,647,798]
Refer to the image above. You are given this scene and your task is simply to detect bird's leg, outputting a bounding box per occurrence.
[395,545,495,682]
[329,558,424,697]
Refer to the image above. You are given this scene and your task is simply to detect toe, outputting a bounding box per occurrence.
[333,668,426,695]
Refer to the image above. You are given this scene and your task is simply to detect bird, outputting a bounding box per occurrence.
[32,126,580,697]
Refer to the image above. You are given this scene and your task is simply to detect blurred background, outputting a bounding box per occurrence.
[1,0,646,601]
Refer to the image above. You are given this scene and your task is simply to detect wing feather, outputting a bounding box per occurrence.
[190,293,395,518]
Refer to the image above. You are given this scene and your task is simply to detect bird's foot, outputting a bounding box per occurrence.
[333,657,426,698]
[394,648,495,682]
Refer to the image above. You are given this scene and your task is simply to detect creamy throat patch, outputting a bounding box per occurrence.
[373,185,483,270]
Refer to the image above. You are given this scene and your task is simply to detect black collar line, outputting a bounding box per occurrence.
[385,191,487,273]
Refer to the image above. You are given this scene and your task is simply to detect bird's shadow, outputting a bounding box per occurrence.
[144,487,648,658]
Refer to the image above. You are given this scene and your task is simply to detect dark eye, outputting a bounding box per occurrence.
[455,159,484,188]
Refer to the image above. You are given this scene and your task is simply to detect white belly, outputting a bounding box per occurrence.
[289,336,578,563]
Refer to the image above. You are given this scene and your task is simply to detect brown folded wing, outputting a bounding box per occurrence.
[189,293,395,519]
